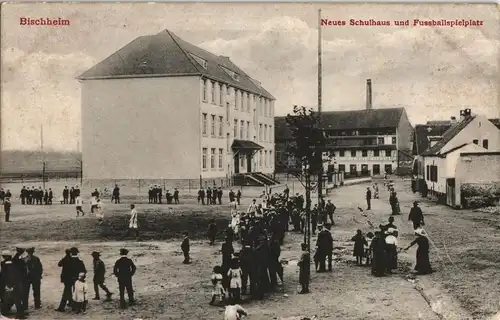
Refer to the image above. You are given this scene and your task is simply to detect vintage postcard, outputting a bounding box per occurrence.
[0,2,499,320]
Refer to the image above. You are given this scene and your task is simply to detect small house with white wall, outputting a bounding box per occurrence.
[420,109,500,207]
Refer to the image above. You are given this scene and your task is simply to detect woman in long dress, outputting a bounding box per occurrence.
[384,228,398,273]
[370,231,387,277]
[404,228,433,275]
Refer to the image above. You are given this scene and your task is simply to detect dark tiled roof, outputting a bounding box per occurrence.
[421,116,476,156]
[275,108,405,142]
[78,30,274,100]
[489,118,500,130]
[412,123,451,155]
[321,107,405,130]
[231,139,263,150]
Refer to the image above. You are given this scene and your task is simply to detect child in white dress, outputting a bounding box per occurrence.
[72,272,88,314]
[95,199,104,224]
[227,258,242,303]
[210,265,225,305]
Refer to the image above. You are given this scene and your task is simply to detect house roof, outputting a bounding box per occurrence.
[489,118,500,130]
[321,107,405,130]
[413,123,452,155]
[77,30,274,100]
[421,116,476,156]
[231,139,263,150]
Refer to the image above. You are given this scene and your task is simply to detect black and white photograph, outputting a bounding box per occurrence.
[1,3,499,320]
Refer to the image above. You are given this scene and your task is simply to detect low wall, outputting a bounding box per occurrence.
[343,177,372,186]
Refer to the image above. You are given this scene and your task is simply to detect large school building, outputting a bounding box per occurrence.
[78,30,276,189]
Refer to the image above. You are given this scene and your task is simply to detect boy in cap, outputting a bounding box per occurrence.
[113,248,136,309]
[24,247,43,309]
[181,232,191,264]
[91,251,113,301]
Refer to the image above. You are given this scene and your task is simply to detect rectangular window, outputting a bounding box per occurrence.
[219,116,223,137]
[426,165,430,180]
[473,139,479,145]
[211,115,216,136]
[247,94,251,113]
[219,85,223,106]
[259,124,263,141]
[378,137,384,145]
[211,81,216,103]
[391,137,397,144]
[374,150,380,157]
[372,164,380,175]
[269,125,273,141]
[483,139,489,149]
[338,164,345,172]
[259,150,263,167]
[264,124,268,141]
[350,150,356,157]
[385,150,392,157]
[246,121,250,139]
[202,113,207,135]
[234,90,238,110]
[240,120,244,139]
[203,80,208,102]
[227,133,230,151]
[264,150,268,167]
[270,151,273,167]
[219,149,223,169]
[202,148,207,169]
[240,155,244,167]
[210,148,216,169]
[234,119,238,138]
[362,150,368,157]
[339,150,345,157]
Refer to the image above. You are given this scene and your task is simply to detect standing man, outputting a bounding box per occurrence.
[229,190,235,204]
[206,187,212,205]
[217,187,223,205]
[112,184,120,204]
[173,188,180,204]
[24,247,43,310]
[366,187,372,210]
[63,186,69,204]
[113,248,136,309]
[316,223,333,272]
[325,200,336,225]
[181,232,191,264]
[297,243,310,294]
[1,250,27,319]
[56,247,86,312]
[236,190,241,205]
[48,188,53,205]
[4,197,11,222]
[128,204,139,239]
[91,251,113,301]
[408,201,425,229]
[247,199,257,216]
[197,188,205,205]
[311,204,319,235]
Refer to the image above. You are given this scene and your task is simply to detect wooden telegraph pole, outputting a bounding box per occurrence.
[316,8,324,228]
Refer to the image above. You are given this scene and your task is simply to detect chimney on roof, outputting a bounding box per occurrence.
[450,116,457,124]
[459,108,472,122]
[366,79,372,110]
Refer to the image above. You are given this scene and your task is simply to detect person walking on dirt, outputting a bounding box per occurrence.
[408,201,425,229]
[325,200,336,225]
[113,248,136,309]
[91,251,113,301]
[366,187,372,210]
[403,228,433,275]
[4,197,11,222]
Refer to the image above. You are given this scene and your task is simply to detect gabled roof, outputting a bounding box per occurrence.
[489,118,500,130]
[421,116,476,156]
[413,123,452,155]
[321,107,405,130]
[77,30,274,100]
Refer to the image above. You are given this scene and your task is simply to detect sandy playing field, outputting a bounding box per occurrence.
[1,180,499,319]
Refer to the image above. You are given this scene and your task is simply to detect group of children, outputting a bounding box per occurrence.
[210,257,243,306]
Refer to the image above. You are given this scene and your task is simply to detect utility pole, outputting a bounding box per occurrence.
[317,8,324,217]
[42,162,46,189]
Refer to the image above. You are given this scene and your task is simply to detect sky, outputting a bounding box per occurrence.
[1,3,499,151]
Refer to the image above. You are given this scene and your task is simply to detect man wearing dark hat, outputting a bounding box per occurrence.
[3,197,11,222]
[24,247,43,309]
[113,249,136,309]
[91,251,113,300]
[181,232,191,264]
[366,187,372,210]
[1,250,27,319]
[12,247,28,312]
[408,201,425,230]
[56,247,86,312]
[316,223,333,272]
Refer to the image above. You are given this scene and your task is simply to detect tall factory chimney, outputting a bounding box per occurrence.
[366,79,372,110]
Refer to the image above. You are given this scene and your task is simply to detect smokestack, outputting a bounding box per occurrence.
[450,116,457,124]
[366,79,372,110]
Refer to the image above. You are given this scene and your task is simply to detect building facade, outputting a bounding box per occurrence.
[275,107,414,177]
[419,109,500,206]
[78,30,275,188]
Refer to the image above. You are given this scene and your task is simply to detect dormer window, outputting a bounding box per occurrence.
[220,66,240,81]
[189,53,207,69]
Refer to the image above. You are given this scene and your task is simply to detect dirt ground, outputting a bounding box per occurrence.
[1,178,497,319]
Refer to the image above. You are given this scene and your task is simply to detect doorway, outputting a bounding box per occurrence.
[384,164,392,174]
[234,155,240,174]
[247,154,252,172]
[372,164,380,175]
